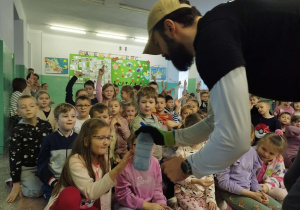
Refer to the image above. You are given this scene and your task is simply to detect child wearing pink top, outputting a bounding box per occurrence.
[273,102,295,117]
[114,134,169,210]
[96,66,115,105]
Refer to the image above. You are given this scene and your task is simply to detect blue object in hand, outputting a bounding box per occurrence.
[133,132,154,171]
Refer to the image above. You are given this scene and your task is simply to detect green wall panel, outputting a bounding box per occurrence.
[188,78,196,94]
[40,75,83,106]
[0,41,15,154]
[15,64,26,78]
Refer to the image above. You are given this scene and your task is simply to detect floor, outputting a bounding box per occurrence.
[0,149,47,210]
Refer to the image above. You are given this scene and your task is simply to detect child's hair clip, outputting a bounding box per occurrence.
[275,129,284,136]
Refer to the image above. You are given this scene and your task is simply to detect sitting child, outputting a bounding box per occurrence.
[36,90,57,131]
[154,94,173,130]
[251,100,281,145]
[73,95,91,133]
[109,98,130,159]
[216,126,281,210]
[283,115,300,168]
[114,134,169,210]
[256,132,288,202]
[175,113,218,210]
[89,103,119,167]
[130,86,162,161]
[278,112,291,133]
[124,103,138,125]
[84,80,98,105]
[6,95,52,203]
[273,101,295,117]
[44,119,132,210]
[292,102,300,116]
[37,103,77,200]
[96,67,116,105]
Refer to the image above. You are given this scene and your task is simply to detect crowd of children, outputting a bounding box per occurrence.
[5,67,300,209]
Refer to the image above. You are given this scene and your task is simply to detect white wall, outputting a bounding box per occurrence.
[14,0,29,67]
[28,30,169,77]
[188,60,208,90]
[0,0,14,51]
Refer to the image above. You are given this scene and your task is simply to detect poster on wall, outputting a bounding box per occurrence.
[45,57,69,74]
[69,54,111,84]
[110,57,151,86]
[150,65,166,81]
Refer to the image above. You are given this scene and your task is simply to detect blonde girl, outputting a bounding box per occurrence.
[36,90,57,131]
[96,67,115,105]
[44,119,132,210]
[108,98,130,159]
[256,131,288,202]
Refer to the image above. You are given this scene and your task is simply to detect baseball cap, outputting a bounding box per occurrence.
[143,0,191,55]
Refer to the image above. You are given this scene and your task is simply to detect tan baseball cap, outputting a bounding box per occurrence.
[143,0,192,55]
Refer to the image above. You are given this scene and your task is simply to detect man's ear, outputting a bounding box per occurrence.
[164,19,176,38]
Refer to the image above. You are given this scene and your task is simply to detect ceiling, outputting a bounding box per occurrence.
[21,0,225,45]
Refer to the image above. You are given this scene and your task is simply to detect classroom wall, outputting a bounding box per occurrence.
[28,30,171,104]
[0,0,14,52]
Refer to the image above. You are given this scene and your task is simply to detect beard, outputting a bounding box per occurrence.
[162,33,194,71]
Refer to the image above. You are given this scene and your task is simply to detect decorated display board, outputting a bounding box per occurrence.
[45,57,69,74]
[111,58,151,86]
[69,54,111,83]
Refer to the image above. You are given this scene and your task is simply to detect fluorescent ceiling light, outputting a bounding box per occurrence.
[96,33,127,40]
[50,26,86,34]
[134,38,148,43]
[119,4,149,15]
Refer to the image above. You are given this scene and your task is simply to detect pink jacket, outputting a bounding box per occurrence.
[114,156,166,209]
[113,116,130,156]
[257,154,286,191]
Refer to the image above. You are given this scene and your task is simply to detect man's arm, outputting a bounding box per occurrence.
[187,66,250,177]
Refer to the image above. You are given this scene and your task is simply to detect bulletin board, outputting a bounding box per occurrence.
[69,54,111,84]
[111,58,151,86]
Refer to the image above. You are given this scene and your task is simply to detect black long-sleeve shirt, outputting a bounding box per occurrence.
[9,118,52,183]
[65,76,78,106]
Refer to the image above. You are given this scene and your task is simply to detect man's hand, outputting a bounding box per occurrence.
[135,125,175,146]
[161,156,190,182]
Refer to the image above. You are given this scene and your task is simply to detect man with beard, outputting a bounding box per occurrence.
[138,0,300,208]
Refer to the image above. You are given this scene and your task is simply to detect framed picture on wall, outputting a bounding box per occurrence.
[45,57,69,74]
[150,65,166,81]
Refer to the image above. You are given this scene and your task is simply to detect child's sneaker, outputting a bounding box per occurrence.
[5,178,13,187]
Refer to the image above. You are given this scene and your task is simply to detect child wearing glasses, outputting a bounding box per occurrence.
[73,95,91,133]
[37,103,77,201]
[44,118,133,210]
[114,133,169,210]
